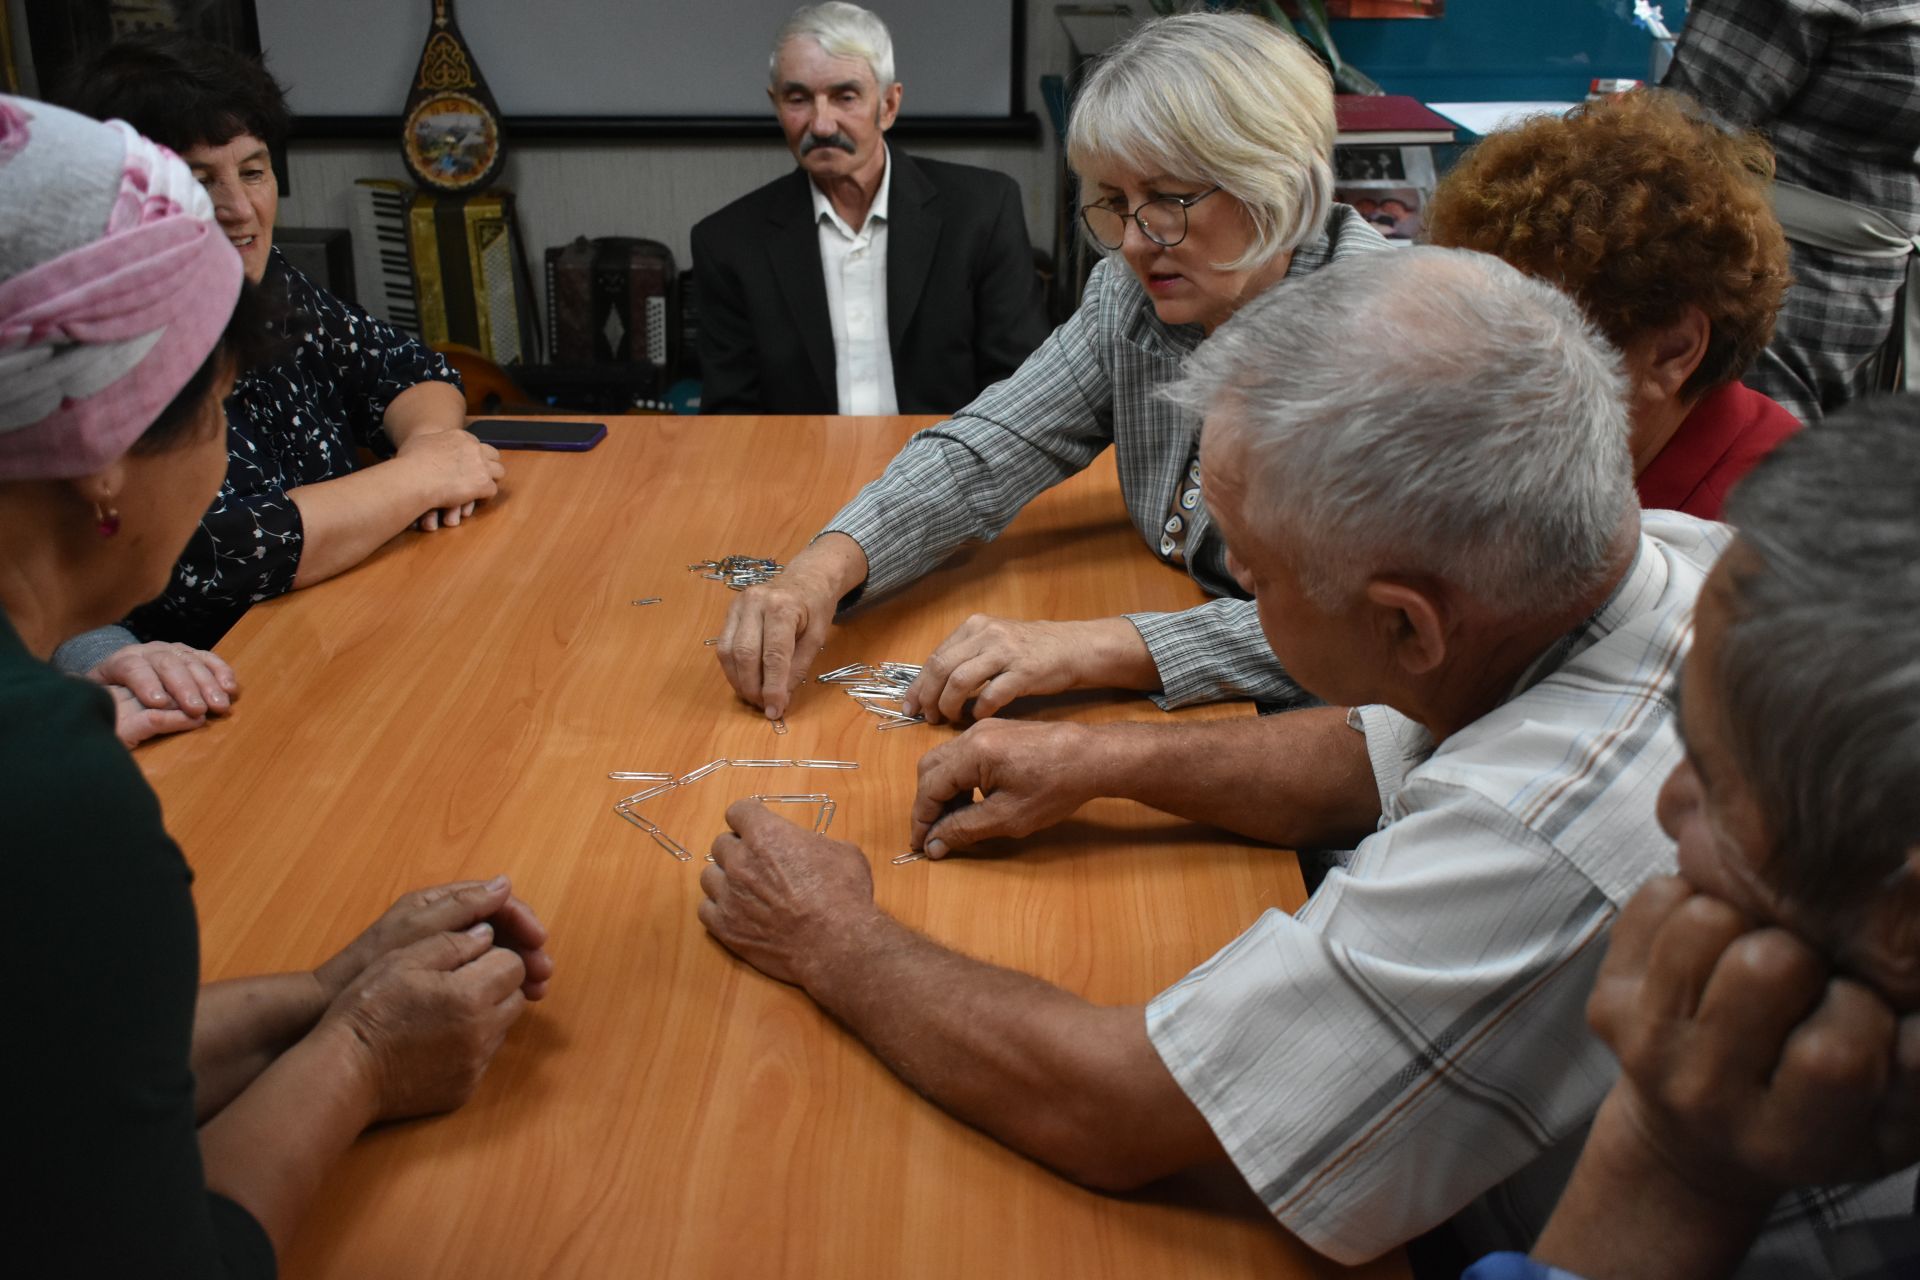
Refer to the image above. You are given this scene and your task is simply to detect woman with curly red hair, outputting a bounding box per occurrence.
[1426,90,1798,520]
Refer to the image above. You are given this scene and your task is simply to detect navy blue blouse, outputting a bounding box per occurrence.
[126,248,461,649]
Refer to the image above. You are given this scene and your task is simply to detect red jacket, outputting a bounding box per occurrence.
[1636,381,1802,520]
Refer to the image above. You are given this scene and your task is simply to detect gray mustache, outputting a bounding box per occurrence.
[800,132,857,156]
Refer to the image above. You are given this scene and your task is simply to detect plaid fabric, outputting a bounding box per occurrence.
[1146,514,1913,1269]
[1664,0,1920,423]
[824,205,1390,709]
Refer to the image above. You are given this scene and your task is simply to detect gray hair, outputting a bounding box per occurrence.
[1718,394,1920,918]
[1066,12,1334,270]
[1172,246,1635,616]
[771,2,896,89]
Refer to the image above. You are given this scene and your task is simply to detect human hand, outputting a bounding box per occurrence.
[315,876,553,1004]
[716,538,865,719]
[416,499,478,532]
[395,428,504,527]
[698,800,879,986]
[90,641,239,747]
[902,615,1155,725]
[909,719,1101,858]
[323,924,530,1121]
[1588,877,1920,1200]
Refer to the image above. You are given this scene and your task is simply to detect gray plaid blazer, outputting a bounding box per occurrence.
[826,204,1389,708]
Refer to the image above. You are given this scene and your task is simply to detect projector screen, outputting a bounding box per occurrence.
[255,0,1020,120]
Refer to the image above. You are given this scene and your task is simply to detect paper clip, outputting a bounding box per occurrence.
[795,758,858,769]
[618,781,677,806]
[891,851,926,865]
[609,770,674,781]
[631,597,661,606]
[649,828,693,862]
[878,716,925,731]
[703,637,721,646]
[729,758,793,768]
[772,717,788,735]
[613,805,656,833]
[677,759,728,786]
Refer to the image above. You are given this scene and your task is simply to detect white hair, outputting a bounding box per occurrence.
[1718,395,1920,921]
[771,2,896,88]
[1065,12,1335,270]
[1171,246,1635,618]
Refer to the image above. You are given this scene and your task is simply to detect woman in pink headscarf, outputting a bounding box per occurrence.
[1,97,554,1274]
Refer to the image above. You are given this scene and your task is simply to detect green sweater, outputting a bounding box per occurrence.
[4,613,273,1276]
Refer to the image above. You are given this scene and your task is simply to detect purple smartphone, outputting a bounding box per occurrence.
[465,419,607,451]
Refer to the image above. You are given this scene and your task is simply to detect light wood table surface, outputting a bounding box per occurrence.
[141,415,1408,1280]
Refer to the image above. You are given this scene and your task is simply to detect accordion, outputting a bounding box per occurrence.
[349,179,540,365]
[545,236,679,376]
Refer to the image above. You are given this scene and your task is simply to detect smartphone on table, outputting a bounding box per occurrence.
[466,419,607,451]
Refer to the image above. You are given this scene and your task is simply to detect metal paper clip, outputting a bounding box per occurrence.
[609,770,674,781]
[677,759,728,785]
[613,805,657,833]
[891,851,926,864]
[772,717,788,735]
[795,759,858,769]
[703,637,721,646]
[729,758,793,768]
[618,781,677,806]
[650,828,693,862]
[878,716,925,731]
[631,597,661,606]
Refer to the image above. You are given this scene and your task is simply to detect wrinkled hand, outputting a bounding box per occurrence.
[315,876,553,1003]
[699,800,879,986]
[903,615,1105,724]
[398,428,504,529]
[324,924,529,1121]
[716,565,841,720]
[909,719,1100,858]
[1590,876,1920,1200]
[91,641,239,746]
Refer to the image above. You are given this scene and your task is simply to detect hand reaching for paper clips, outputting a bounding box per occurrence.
[902,614,1162,724]
[717,532,870,720]
[699,800,879,987]
[909,719,1102,858]
[315,876,555,1004]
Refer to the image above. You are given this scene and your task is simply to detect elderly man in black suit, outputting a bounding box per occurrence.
[693,2,1048,415]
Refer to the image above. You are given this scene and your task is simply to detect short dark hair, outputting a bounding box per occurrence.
[132,278,282,455]
[55,33,290,155]
[1719,394,1920,918]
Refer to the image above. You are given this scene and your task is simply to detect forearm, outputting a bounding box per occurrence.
[379,379,467,447]
[1087,707,1380,848]
[1070,617,1162,692]
[800,908,1217,1189]
[192,973,332,1122]
[198,1020,380,1258]
[1532,1090,1774,1280]
[286,460,430,588]
[793,531,872,609]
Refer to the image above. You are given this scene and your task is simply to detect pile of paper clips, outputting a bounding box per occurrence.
[815,661,926,730]
[608,758,857,862]
[688,555,783,590]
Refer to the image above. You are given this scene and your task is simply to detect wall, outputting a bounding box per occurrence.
[278,3,1072,274]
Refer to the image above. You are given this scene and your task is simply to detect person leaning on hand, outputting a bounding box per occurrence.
[1471,396,1920,1280]
[48,34,505,744]
[0,98,551,1275]
[716,11,1388,724]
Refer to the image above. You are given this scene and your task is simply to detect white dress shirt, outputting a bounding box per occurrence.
[810,147,897,415]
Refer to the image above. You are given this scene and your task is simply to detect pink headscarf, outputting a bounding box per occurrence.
[0,95,243,482]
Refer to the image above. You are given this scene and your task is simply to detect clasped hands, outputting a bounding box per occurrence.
[311,876,554,1119]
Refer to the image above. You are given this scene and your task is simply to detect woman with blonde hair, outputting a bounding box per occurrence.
[716,10,1388,725]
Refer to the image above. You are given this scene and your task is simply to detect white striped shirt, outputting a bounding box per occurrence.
[1148,513,1914,1268]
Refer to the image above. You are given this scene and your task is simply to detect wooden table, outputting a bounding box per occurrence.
[142,416,1407,1280]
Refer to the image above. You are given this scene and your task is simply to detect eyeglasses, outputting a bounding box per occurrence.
[1080,186,1222,250]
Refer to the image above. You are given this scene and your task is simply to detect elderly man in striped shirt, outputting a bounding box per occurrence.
[696,248,1910,1271]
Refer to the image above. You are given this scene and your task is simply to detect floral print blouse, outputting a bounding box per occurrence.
[125,248,460,649]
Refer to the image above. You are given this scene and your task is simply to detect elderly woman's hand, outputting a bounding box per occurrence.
[315,876,553,1004]
[394,428,504,529]
[89,642,240,747]
[321,923,530,1121]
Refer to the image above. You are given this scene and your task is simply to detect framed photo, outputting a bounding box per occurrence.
[20,0,259,98]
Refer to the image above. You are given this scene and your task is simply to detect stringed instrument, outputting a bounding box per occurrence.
[400,0,506,193]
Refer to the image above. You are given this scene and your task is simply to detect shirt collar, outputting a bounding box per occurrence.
[811,144,891,240]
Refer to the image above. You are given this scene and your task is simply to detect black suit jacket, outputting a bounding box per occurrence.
[692,149,1048,414]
